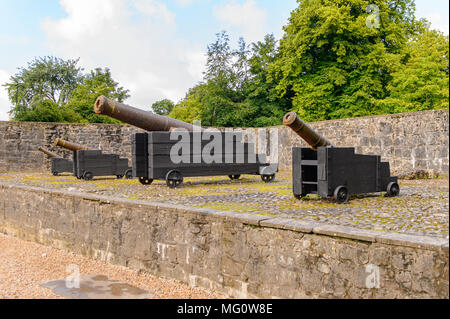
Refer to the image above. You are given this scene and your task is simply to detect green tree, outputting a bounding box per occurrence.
[4,56,83,120]
[66,68,130,123]
[243,34,291,127]
[12,100,82,123]
[204,31,235,88]
[170,32,289,128]
[152,99,175,115]
[200,31,238,126]
[269,0,423,121]
[382,29,449,112]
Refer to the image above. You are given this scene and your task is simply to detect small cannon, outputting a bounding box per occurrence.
[283,112,399,203]
[38,146,73,176]
[52,138,94,152]
[94,96,277,188]
[53,138,132,181]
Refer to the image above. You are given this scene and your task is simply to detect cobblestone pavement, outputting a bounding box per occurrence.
[1,172,448,238]
[0,233,223,299]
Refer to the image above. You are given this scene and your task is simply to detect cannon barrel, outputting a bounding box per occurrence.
[94,96,198,132]
[52,138,95,152]
[38,147,61,158]
[283,112,333,151]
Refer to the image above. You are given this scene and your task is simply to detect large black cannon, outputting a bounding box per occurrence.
[94,96,277,188]
[38,146,73,176]
[283,112,399,203]
[53,138,132,181]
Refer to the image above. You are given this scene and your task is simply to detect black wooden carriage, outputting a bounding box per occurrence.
[293,147,399,203]
[50,157,74,176]
[132,131,278,188]
[74,150,132,181]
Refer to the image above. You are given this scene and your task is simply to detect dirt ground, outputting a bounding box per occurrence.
[0,233,223,299]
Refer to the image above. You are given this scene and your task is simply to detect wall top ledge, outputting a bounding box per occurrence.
[1,108,447,128]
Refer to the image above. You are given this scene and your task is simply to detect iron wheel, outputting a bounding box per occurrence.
[386,182,400,197]
[139,177,153,185]
[333,186,349,204]
[261,174,275,183]
[83,171,94,181]
[166,170,183,189]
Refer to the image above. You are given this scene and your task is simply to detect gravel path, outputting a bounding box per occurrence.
[0,172,448,238]
[0,233,223,299]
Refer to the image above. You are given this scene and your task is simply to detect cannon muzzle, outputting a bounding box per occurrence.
[38,147,61,158]
[94,96,199,132]
[283,112,333,151]
[52,138,95,152]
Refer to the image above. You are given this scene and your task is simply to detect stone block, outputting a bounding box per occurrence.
[260,217,317,233]
[376,233,446,251]
[313,224,378,242]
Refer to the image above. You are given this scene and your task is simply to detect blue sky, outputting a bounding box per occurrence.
[0,0,448,120]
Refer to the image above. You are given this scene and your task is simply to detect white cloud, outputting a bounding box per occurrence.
[175,0,195,7]
[425,12,449,35]
[0,69,11,121]
[41,0,206,110]
[134,0,176,25]
[213,0,268,43]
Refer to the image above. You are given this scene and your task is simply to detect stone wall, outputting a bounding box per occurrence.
[0,109,448,175]
[0,182,448,299]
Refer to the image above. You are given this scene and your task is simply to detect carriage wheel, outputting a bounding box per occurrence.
[52,171,59,176]
[333,186,349,204]
[138,177,153,185]
[125,169,133,179]
[261,174,275,183]
[116,175,124,179]
[83,171,94,181]
[166,170,183,189]
[228,175,241,180]
[386,182,400,197]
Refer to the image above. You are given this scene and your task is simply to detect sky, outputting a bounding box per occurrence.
[0,0,448,121]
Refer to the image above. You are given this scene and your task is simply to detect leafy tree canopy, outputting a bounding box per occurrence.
[4,56,83,120]
[269,0,427,121]
[66,68,130,123]
[382,29,449,112]
[152,99,175,116]
[169,32,290,128]
[4,57,130,123]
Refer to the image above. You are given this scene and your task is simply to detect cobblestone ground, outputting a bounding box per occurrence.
[0,233,223,299]
[0,172,448,238]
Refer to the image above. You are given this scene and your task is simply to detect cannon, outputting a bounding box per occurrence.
[53,138,132,181]
[38,146,73,176]
[94,95,197,132]
[283,112,399,203]
[95,96,277,188]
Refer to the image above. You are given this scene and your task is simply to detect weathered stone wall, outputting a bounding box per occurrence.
[0,109,448,175]
[0,182,448,299]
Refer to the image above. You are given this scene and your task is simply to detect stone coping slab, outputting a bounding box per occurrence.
[1,181,447,252]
